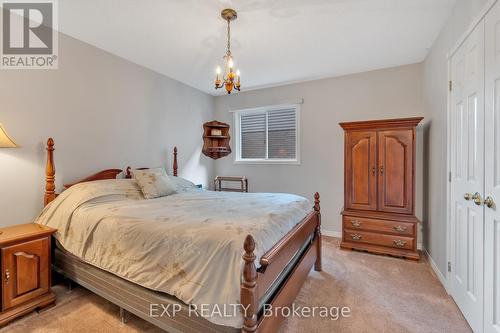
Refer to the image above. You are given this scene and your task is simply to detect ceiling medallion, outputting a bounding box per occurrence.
[214,8,241,94]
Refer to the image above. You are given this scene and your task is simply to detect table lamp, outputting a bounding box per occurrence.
[0,123,18,148]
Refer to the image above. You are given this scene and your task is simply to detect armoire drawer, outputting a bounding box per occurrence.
[343,216,415,236]
[343,229,415,251]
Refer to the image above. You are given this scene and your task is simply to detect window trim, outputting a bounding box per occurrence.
[233,104,301,165]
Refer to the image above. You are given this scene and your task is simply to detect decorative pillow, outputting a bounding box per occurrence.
[132,168,177,199]
[169,176,198,193]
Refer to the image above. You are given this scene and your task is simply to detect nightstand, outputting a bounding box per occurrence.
[0,223,56,326]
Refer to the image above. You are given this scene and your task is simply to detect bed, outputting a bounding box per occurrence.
[38,138,322,333]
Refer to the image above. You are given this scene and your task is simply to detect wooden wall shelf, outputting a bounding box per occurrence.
[205,135,230,139]
[202,121,231,159]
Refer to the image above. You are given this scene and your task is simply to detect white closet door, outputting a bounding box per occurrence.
[485,2,500,332]
[450,19,485,333]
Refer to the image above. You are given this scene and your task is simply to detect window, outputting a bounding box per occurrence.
[234,104,300,164]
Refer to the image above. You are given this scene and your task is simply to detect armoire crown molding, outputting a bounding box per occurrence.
[339,117,424,130]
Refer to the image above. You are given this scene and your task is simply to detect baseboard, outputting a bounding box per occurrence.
[424,249,448,292]
[322,230,342,238]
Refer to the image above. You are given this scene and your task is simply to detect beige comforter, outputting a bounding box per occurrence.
[35,179,311,328]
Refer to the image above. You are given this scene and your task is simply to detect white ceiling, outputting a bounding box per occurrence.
[59,0,456,95]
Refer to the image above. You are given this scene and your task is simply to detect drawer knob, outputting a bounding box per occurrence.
[393,240,407,248]
[350,233,362,241]
[4,269,10,283]
[350,220,362,228]
[393,225,408,233]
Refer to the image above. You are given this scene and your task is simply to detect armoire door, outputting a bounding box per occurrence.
[449,18,485,333]
[484,3,500,332]
[344,130,377,211]
[377,129,414,214]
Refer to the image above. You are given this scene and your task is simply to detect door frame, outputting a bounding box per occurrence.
[445,0,498,292]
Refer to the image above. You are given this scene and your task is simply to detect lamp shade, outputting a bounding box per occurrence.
[0,123,18,148]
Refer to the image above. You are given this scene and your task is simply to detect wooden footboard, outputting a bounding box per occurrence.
[43,138,321,333]
[241,193,322,333]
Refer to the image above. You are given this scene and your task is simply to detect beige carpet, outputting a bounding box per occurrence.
[0,237,471,333]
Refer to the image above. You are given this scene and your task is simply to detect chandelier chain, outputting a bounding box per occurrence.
[227,19,231,55]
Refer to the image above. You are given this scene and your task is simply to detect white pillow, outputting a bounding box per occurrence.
[132,168,177,199]
[169,176,198,193]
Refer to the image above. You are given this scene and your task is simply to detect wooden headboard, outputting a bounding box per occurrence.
[43,138,178,206]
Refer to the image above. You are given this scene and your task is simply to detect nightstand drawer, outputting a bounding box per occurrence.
[1,237,50,310]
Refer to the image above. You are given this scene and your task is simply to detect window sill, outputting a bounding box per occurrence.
[234,159,301,165]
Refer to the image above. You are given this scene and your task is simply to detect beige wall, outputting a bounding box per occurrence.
[0,0,488,277]
[422,0,489,277]
[0,33,215,227]
[214,63,426,237]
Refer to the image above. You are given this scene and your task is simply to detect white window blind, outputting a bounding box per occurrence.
[241,113,266,159]
[268,108,297,159]
[235,105,299,163]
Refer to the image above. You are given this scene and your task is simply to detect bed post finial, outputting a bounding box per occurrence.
[313,192,322,271]
[241,235,257,333]
[44,138,56,206]
[173,146,178,177]
[314,192,320,212]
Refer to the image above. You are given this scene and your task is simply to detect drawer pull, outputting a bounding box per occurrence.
[350,220,362,228]
[350,234,362,241]
[393,225,408,233]
[5,269,10,284]
[393,240,407,248]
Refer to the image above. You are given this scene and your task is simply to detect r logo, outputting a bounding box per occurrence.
[2,2,53,54]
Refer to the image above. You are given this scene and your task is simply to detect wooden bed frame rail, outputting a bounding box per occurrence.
[42,138,322,333]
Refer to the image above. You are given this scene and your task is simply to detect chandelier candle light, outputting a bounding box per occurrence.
[215,9,241,94]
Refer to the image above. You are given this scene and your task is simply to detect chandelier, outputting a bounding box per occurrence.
[215,9,241,94]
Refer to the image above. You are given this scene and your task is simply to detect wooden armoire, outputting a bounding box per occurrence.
[339,117,423,260]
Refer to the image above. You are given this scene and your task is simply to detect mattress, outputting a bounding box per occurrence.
[36,179,311,328]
